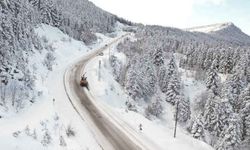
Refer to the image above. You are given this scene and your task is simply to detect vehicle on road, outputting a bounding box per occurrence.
[80,74,89,90]
[98,52,104,56]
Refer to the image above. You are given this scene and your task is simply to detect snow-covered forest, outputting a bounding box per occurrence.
[0,0,128,112]
[113,24,250,149]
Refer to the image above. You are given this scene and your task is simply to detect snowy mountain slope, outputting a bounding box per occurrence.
[186,22,234,33]
[0,23,126,150]
[186,22,250,45]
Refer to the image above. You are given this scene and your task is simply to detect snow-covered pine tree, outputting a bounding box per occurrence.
[205,66,220,96]
[238,85,250,139]
[219,50,233,74]
[203,49,213,70]
[223,73,245,110]
[165,70,181,105]
[140,63,156,100]
[166,55,177,77]
[176,95,191,122]
[158,64,168,93]
[50,7,61,27]
[159,55,178,93]
[153,48,164,67]
[219,100,233,128]
[224,54,234,74]
[216,113,243,150]
[191,115,205,140]
[110,55,123,83]
[203,93,222,136]
[233,52,249,85]
[211,55,219,71]
[125,66,143,101]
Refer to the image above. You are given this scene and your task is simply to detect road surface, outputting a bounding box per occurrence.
[64,35,147,150]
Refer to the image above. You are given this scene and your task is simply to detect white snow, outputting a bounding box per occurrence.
[85,39,214,150]
[186,22,233,33]
[0,24,122,150]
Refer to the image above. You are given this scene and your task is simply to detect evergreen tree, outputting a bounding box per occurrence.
[203,93,222,136]
[153,48,164,67]
[205,67,220,95]
[224,73,245,110]
[140,64,156,99]
[125,66,143,101]
[177,95,191,122]
[158,64,168,93]
[166,56,177,77]
[238,85,250,139]
[216,113,243,150]
[219,101,234,128]
[219,52,233,74]
[165,71,181,105]
[191,115,205,140]
[164,55,182,105]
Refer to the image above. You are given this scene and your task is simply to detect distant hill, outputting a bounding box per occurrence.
[186,22,250,45]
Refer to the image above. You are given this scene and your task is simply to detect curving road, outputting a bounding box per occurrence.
[64,34,147,150]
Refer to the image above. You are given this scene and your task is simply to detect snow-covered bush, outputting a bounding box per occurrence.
[43,52,56,71]
[125,100,137,112]
[80,31,97,45]
[66,125,75,137]
[145,96,163,118]
[13,131,21,138]
[41,130,52,146]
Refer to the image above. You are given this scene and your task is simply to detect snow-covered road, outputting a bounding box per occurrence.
[64,34,149,150]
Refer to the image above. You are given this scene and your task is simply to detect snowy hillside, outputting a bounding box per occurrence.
[0,0,124,114]
[0,23,121,150]
[112,23,250,150]
[84,39,214,150]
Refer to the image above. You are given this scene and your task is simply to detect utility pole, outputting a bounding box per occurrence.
[98,60,101,81]
[174,101,179,138]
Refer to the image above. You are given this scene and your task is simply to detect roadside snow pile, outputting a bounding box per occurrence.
[0,24,119,150]
[85,40,214,150]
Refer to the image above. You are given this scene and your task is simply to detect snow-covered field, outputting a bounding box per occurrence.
[0,24,124,150]
[85,39,214,150]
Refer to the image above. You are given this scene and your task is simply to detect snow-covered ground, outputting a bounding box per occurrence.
[186,22,233,33]
[85,39,214,150]
[0,23,125,150]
